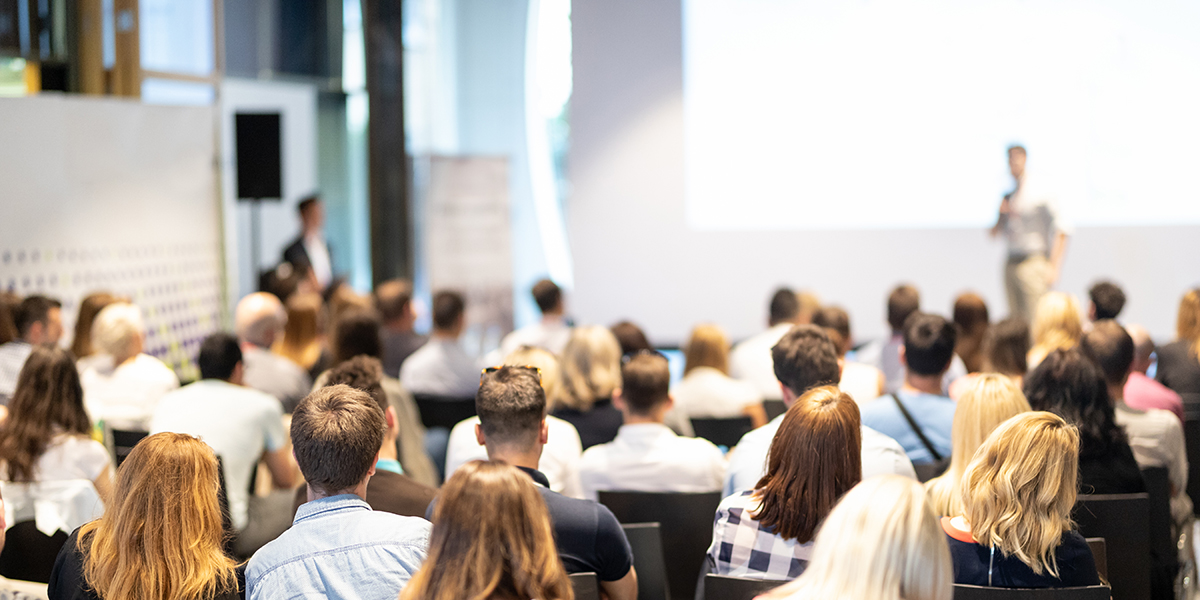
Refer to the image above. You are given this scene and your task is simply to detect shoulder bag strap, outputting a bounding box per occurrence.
[889,393,944,462]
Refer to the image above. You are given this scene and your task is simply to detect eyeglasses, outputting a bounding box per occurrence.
[480,365,542,384]
[621,348,667,364]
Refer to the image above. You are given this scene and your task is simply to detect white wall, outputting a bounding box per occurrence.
[570,0,1200,345]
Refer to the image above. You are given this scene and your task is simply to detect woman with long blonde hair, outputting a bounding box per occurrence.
[550,326,624,449]
[1027,292,1083,369]
[48,432,241,600]
[925,374,1030,517]
[757,475,953,600]
[1155,289,1200,418]
[943,412,1100,588]
[401,460,573,600]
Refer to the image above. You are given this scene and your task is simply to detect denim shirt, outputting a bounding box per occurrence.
[247,494,431,600]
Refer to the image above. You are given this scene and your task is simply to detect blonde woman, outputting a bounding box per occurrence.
[757,475,953,600]
[1155,289,1200,415]
[1027,292,1083,369]
[943,412,1100,588]
[672,324,766,426]
[925,375,1031,517]
[273,292,330,379]
[401,461,572,600]
[48,433,241,600]
[550,326,624,449]
[79,303,179,430]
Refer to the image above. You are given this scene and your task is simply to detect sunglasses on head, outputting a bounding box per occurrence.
[480,365,542,384]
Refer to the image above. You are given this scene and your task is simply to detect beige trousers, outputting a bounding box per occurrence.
[1005,254,1050,322]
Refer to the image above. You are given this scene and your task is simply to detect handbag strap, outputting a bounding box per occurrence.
[889,393,944,462]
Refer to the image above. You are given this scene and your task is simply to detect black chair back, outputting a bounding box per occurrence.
[1072,493,1150,600]
[111,428,149,467]
[412,394,477,430]
[1185,418,1200,514]
[763,400,787,421]
[703,574,783,600]
[569,572,600,600]
[622,523,670,600]
[952,584,1111,599]
[598,491,722,600]
[913,461,949,483]
[1084,538,1106,581]
[1140,466,1178,599]
[216,456,236,557]
[690,417,754,449]
[0,521,69,583]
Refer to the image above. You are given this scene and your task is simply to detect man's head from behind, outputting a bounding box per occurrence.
[1126,324,1155,375]
[531,279,563,316]
[235,292,286,348]
[432,290,466,336]
[323,356,394,445]
[1088,281,1126,322]
[901,313,957,377]
[771,325,840,403]
[476,367,546,455]
[768,287,800,327]
[1080,319,1134,390]
[887,285,921,333]
[291,384,385,497]
[374,279,415,328]
[15,295,63,346]
[198,332,243,382]
[616,353,671,418]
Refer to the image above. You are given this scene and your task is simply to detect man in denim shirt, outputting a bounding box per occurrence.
[247,384,431,600]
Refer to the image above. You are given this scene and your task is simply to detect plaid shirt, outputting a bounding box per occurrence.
[707,490,813,580]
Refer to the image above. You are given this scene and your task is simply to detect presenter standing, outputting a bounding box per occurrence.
[283,195,334,292]
[991,145,1070,322]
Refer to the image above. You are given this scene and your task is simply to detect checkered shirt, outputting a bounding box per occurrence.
[707,490,814,580]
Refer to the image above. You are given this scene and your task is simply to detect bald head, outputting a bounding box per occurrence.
[1126,324,1155,375]
[236,292,286,348]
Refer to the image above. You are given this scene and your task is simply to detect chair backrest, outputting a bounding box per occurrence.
[763,400,787,422]
[598,491,723,600]
[913,461,949,483]
[1184,418,1200,512]
[704,574,783,600]
[412,394,477,430]
[0,522,68,584]
[952,584,1111,599]
[690,417,754,449]
[622,523,670,600]
[1084,538,1106,581]
[1072,493,1150,600]
[109,428,149,468]
[569,572,600,600]
[1139,466,1177,598]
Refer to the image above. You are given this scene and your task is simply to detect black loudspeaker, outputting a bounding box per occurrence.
[234,113,282,200]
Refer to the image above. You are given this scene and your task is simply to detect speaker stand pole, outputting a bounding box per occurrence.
[250,200,261,285]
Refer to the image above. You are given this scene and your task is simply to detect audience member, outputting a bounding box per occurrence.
[1156,289,1200,419]
[858,285,967,395]
[1024,348,1145,494]
[272,291,330,380]
[757,475,953,600]
[1088,280,1126,322]
[400,290,477,398]
[499,279,572,357]
[67,292,121,368]
[861,313,957,465]
[948,317,1029,400]
[1027,292,1082,369]
[0,292,19,346]
[248,385,432,600]
[292,356,436,518]
[952,292,990,373]
[460,366,636,600]
[709,386,860,580]
[579,352,725,500]
[924,375,1030,517]
[724,325,915,497]
[78,303,179,430]
[944,412,1100,588]
[549,326,626,450]
[150,333,296,557]
[235,292,312,412]
[610,320,652,356]
[813,306,885,404]
[0,295,63,405]
[401,461,573,600]
[282,195,334,291]
[1125,324,1183,421]
[1082,320,1190,523]
[0,484,54,597]
[729,287,803,401]
[374,279,426,378]
[47,433,243,600]
[444,346,584,498]
[672,323,766,426]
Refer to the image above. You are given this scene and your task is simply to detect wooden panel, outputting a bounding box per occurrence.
[76,0,104,94]
[111,0,140,97]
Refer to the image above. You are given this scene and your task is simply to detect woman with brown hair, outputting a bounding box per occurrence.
[1156,289,1200,418]
[0,292,21,346]
[952,293,990,373]
[273,291,330,379]
[706,385,861,580]
[673,323,767,427]
[48,432,242,600]
[69,292,122,365]
[400,460,572,600]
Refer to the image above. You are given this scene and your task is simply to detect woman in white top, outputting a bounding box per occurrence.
[672,324,767,427]
[813,306,885,405]
[78,303,178,431]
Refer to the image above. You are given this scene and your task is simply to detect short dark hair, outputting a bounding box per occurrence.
[291,384,385,495]
[198,332,242,381]
[768,288,800,326]
[812,306,851,343]
[903,313,957,376]
[1088,281,1127,321]
[476,367,545,448]
[374,279,413,322]
[432,291,465,330]
[620,353,670,415]
[15,295,61,338]
[1081,320,1134,387]
[771,325,840,397]
[531,279,562,314]
[297,195,321,216]
[333,308,383,364]
[983,317,1030,376]
[324,355,388,414]
[611,321,652,356]
[887,285,920,332]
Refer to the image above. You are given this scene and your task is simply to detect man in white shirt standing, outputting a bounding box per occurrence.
[579,352,725,501]
[729,288,807,401]
[499,279,572,357]
[0,295,62,405]
[399,290,479,398]
[283,195,334,292]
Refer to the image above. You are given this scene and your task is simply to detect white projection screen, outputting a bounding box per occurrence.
[570,0,1200,344]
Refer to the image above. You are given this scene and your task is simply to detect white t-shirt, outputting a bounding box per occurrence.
[80,353,180,431]
[498,318,572,357]
[579,423,726,501]
[672,367,762,419]
[729,324,793,401]
[150,380,287,531]
[399,338,480,398]
[839,361,884,406]
[444,415,585,499]
[1114,402,1192,524]
[0,433,110,483]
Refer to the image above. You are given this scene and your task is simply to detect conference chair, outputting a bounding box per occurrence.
[951,585,1111,599]
[763,400,787,421]
[107,428,149,468]
[622,523,670,600]
[1072,492,1150,600]
[703,574,783,600]
[690,416,754,449]
[598,491,723,600]
[1184,418,1200,514]
[1140,467,1177,600]
[1084,538,1107,581]
[411,394,477,430]
[569,572,601,600]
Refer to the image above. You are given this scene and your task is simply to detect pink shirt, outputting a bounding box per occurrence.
[1125,371,1184,423]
